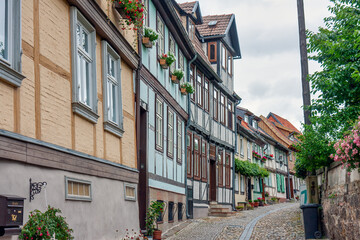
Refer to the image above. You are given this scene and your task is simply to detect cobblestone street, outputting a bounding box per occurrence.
[166,203,304,240]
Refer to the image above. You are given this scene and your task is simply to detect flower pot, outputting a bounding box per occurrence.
[142,37,153,48]
[171,75,179,84]
[249,202,254,207]
[159,59,168,69]
[113,2,127,18]
[254,202,259,207]
[180,87,187,95]
[153,230,162,240]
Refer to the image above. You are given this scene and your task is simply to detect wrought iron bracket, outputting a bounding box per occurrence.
[29,178,47,202]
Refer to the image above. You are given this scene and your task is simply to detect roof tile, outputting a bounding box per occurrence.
[197,14,233,37]
[178,1,197,15]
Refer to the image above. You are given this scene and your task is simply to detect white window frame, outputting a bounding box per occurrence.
[234,173,239,192]
[167,108,174,158]
[240,137,244,156]
[247,141,250,160]
[124,183,137,201]
[102,41,124,137]
[157,14,164,58]
[70,7,98,123]
[0,0,24,87]
[65,176,92,201]
[240,175,245,193]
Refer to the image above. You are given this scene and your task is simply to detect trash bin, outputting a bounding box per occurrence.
[300,204,322,239]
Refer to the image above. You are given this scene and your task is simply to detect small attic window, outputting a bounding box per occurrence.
[208,21,217,26]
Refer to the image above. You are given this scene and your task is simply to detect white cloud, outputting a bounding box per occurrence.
[177,0,330,130]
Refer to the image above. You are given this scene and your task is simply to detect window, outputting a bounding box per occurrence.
[169,35,176,73]
[178,49,184,72]
[208,42,217,62]
[213,88,219,121]
[218,150,223,187]
[234,174,239,192]
[190,65,195,102]
[254,177,260,192]
[240,175,245,194]
[196,71,203,107]
[221,45,226,69]
[227,101,233,129]
[194,136,200,179]
[225,153,231,188]
[157,200,164,223]
[289,151,292,161]
[157,14,165,58]
[227,51,232,75]
[247,142,250,160]
[102,41,124,137]
[65,176,92,201]
[167,108,174,158]
[155,97,164,151]
[201,140,207,181]
[252,120,257,129]
[204,78,209,112]
[220,94,226,125]
[70,7,98,123]
[178,202,183,221]
[0,0,24,87]
[177,118,182,164]
[188,20,195,40]
[240,137,244,156]
[244,115,249,123]
[124,183,137,201]
[187,132,192,177]
[143,0,149,27]
[168,202,174,222]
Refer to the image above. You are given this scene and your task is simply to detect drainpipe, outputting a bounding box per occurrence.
[185,54,197,219]
[286,152,291,199]
[232,99,241,211]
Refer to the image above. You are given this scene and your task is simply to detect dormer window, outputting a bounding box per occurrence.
[221,45,226,69]
[208,42,217,63]
[252,120,257,129]
[227,51,232,76]
[244,115,249,123]
[189,20,195,40]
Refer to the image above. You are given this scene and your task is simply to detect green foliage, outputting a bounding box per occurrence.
[161,52,175,66]
[172,69,184,80]
[20,206,73,240]
[143,27,159,42]
[145,201,164,236]
[180,82,194,94]
[235,158,269,178]
[295,0,360,174]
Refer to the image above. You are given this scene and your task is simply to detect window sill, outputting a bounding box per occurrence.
[0,62,26,87]
[104,121,124,138]
[65,196,92,202]
[72,102,99,124]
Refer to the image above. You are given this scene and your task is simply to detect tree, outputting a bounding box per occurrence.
[295,0,360,175]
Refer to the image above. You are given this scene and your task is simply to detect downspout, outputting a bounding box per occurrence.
[185,54,197,219]
[286,152,291,199]
[232,99,241,211]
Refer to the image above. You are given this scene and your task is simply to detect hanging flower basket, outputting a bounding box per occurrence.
[159,58,168,69]
[171,75,179,84]
[180,82,194,96]
[171,69,184,84]
[142,37,153,48]
[180,87,187,95]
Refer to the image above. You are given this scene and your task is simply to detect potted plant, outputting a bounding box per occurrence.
[112,0,145,30]
[236,206,244,211]
[159,52,175,69]
[248,200,254,208]
[171,69,184,84]
[261,156,267,163]
[253,199,259,207]
[20,206,73,239]
[180,82,194,95]
[247,204,254,210]
[143,27,158,48]
[145,201,164,240]
[258,197,265,206]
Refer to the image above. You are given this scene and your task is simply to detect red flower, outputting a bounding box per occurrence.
[40,233,43,237]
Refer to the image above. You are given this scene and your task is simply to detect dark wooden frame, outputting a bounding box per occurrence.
[167,106,174,159]
[178,48,184,71]
[176,116,182,164]
[218,149,224,187]
[156,12,165,60]
[227,50,233,76]
[221,45,226,70]
[201,140,207,182]
[208,42,217,63]
[227,100,233,130]
[220,93,226,125]
[204,78,209,113]
[193,135,201,180]
[213,88,219,121]
[225,152,231,188]
[196,71,203,108]
[190,65,195,102]
[155,95,164,152]
[187,131,193,177]
[169,33,176,74]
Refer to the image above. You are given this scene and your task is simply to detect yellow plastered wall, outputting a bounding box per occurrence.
[0,0,137,169]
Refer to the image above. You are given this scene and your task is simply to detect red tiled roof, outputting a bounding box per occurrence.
[191,38,212,66]
[197,14,233,37]
[268,113,301,134]
[178,1,197,15]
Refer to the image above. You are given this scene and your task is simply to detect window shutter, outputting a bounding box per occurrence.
[281,175,285,193]
[277,174,280,192]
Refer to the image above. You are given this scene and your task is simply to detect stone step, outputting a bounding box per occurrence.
[208,211,236,217]
[209,207,230,213]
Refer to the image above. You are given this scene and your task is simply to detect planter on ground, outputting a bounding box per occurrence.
[153,230,162,240]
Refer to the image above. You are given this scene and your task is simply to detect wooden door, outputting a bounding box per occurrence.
[290,178,294,199]
[210,160,217,202]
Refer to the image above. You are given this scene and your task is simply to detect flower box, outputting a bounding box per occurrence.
[171,75,179,84]
[142,37,153,48]
[180,87,187,95]
[113,2,127,18]
[159,59,168,69]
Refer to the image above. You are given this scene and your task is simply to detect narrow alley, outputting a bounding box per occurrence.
[166,203,304,240]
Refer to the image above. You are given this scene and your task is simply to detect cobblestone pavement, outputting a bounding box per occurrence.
[165,202,303,240]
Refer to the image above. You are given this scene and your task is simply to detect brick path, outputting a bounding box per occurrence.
[165,202,304,240]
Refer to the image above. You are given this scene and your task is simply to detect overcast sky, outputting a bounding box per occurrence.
[177,0,331,131]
